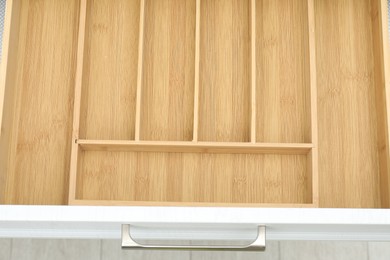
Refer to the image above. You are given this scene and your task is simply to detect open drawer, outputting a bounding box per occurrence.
[0,0,389,209]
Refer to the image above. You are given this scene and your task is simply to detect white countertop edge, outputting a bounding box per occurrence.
[0,206,389,240]
[1,205,389,225]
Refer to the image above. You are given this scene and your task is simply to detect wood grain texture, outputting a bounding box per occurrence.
[192,0,201,142]
[77,151,309,204]
[68,0,88,204]
[140,0,196,141]
[80,0,140,140]
[3,0,79,205]
[198,0,251,142]
[0,0,21,203]
[250,0,256,143]
[371,0,390,208]
[307,0,319,206]
[134,0,145,141]
[72,199,315,207]
[315,0,382,208]
[1,0,389,208]
[78,139,313,154]
[256,0,310,143]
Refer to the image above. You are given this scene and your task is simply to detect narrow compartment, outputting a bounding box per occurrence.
[139,0,196,141]
[198,0,251,142]
[76,150,310,205]
[315,0,386,208]
[256,0,311,143]
[0,0,80,204]
[79,0,140,140]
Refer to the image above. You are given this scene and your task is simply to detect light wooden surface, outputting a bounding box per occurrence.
[71,199,314,207]
[0,0,389,208]
[256,0,310,143]
[68,0,88,204]
[0,0,20,203]
[307,0,319,206]
[371,0,390,208]
[78,140,313,154]
[315,0,382,208]
[80,0,139,140]
[2,0,79,205]
[134,0,145,141]
[192,0,201,142]
[198,0,251,142]
[380,0,390,208]
[77,150,309,204]
[140,0,196,141]
[250,0,256,143]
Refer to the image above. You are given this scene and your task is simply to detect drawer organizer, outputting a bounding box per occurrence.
[0,0,389,208]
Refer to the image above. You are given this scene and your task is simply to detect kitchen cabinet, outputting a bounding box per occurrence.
[0,0,390,245]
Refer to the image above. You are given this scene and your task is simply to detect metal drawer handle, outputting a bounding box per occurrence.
[121,225,266,251]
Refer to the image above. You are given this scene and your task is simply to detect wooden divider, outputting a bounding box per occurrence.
[371,0,390,208]
[72,200,316,207]
[135,0,145,141]
[192,0,201,142]
[68,0,88,203]
[307,0,319,206]
[250,0,256,143]
[78,140,313,154]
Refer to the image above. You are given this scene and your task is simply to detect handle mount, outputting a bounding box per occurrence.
[121,224,266,251]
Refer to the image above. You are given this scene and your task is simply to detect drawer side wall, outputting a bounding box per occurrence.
[315,0,383,208]
[2,0,80,205]
[0,0,20,203]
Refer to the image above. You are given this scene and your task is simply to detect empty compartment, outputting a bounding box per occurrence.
[139,0,196,141]
[79,0,140,140]
[0,0,80,204]
[76,150,310,205]
[315,0,389,208]
[256,0,311,143]
[198,0,251,142]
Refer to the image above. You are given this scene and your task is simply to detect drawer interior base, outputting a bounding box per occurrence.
[0,0,389,208]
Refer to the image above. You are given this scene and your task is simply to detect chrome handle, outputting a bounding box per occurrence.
[121,225,266,251]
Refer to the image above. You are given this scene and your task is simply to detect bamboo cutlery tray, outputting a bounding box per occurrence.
[0,0,389,208]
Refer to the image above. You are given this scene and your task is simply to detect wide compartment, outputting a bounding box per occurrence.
[315,0,390,208]
[75,150,310,205]
[0,0,80,204]
[79,0,140,140]
[256,0,312,143]
[198,0,251,142]
[139,0,196,141]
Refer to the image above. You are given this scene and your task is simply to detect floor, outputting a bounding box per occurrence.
[0,239,390,260]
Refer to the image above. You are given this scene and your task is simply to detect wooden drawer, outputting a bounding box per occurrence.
[0,0,389,209]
